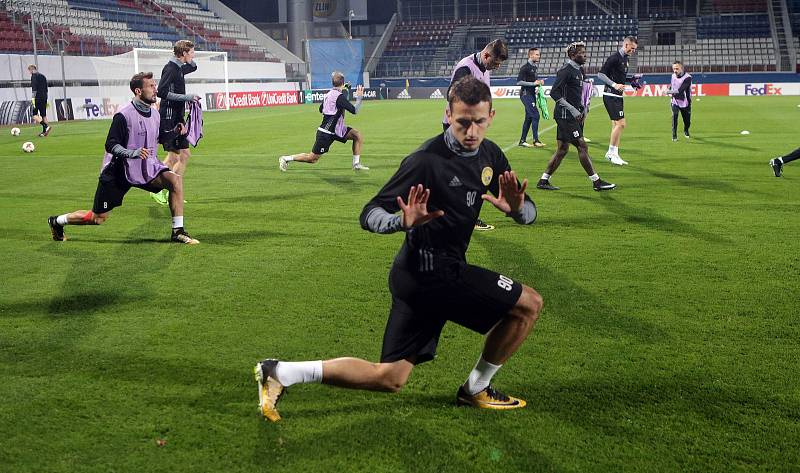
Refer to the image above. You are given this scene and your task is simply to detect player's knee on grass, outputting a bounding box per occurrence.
[509,285,543,326]
[309,153,321,163]
[376,362,412,393]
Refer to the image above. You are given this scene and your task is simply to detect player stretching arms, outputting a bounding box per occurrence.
[47,72,198,245]
[536,42,616,192]
[279,72,367,171]
[254,77,541,421]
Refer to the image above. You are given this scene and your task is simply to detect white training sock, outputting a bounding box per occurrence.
[274,360,323,387]
[172,216,184,229]
[541,173,551,180]
[352,154,361,166]
[464,355,502,395]
[589,173,600,182]
[608,145,618,155]
[56,214,69,226]
[285,155,295,161]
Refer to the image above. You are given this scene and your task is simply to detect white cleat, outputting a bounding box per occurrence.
[605,153,628,166]
[279,156,289,172]
[352,163,369,171]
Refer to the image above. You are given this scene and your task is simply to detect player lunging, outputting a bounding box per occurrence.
[279,72,368,171]
[47,72,199,245]
[254,76,541,421]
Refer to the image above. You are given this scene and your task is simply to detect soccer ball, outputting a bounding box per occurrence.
[10,127,20,136]
[22,141,35,153]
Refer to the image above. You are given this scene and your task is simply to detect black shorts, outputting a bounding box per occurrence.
[92,165,167,213]
[555,117,584,143]
[380,259,523,365]
[33,99,47,118]
[312,128,350,155]
[159,129,191,153]
[603,95,624,120]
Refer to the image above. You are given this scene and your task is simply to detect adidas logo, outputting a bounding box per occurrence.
[430,89,444,99]
[448,176,462,187]
[397,89,411,99]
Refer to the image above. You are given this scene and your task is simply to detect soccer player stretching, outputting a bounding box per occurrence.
[770,148,800,177]
[255,76,542,421]
[597,36,638,165]
[537,43,616,192]
[151,40,201,205]
[279,72,368,171]
[47,72,199,245]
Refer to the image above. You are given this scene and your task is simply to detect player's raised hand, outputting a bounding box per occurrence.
[482,171,528,214]
[397,184,444,229]
[355,85,364,98]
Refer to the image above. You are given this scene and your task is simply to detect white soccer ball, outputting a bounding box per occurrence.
[10,127,20,136]
[740,130,750,135]
[22,141,35,153]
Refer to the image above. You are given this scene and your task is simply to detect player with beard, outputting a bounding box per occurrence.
[47,72,198,245]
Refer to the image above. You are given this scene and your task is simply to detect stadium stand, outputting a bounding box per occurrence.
[696,14,771,38]
[376,8,784,77]
[0,0,276,60]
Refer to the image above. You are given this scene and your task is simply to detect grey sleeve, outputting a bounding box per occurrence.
[111,144,142,160]
[166,92,195,102]
[557,98,581,118]
[517,80,537,86]
[362,207,403,234]
[508,200,537,225]
[596,72,616,87]
[353,96,363,114]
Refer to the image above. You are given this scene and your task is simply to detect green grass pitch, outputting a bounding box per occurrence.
[0,96,798,472]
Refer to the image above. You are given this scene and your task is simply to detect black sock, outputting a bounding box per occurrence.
[42,123,47,132]
[781,147,800,164]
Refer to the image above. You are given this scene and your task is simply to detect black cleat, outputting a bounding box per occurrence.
[770,158,783,177]
[536,178,560,190]
[672,134,678,142]
[474,218,495,231]
[593,179,616,191]
[48,216,66,241]
[684,131,690,139]
[171,227,200,244]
